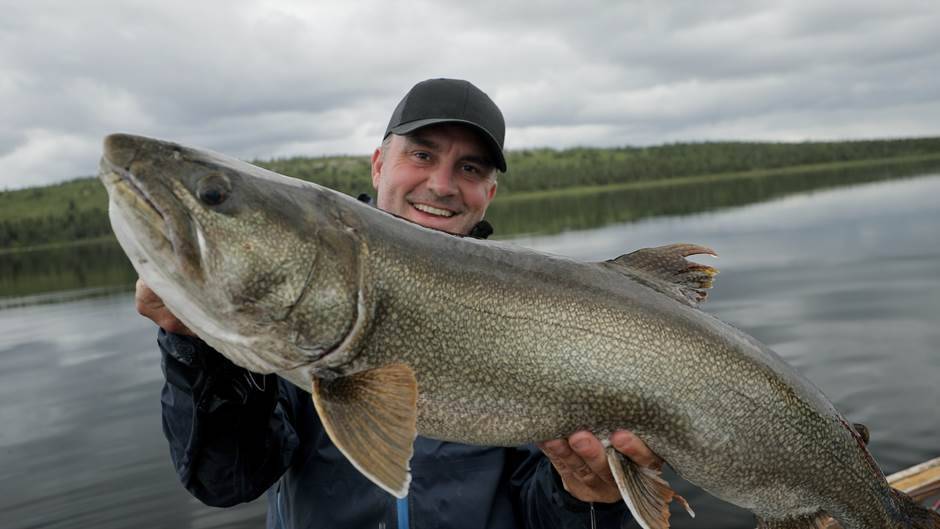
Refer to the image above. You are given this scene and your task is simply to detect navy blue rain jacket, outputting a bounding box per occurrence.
[158,330,631,529]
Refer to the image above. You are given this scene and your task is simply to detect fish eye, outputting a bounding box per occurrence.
[199,187,226,206]
[197,173,232,206]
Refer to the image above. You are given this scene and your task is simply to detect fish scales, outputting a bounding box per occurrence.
[98,133,940,529]
[305,197,892,524]
[361,220,866,499]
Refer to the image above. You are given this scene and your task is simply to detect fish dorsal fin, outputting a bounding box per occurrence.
[604,243,718,307]
[311,363,418,498]
[607,448,694,529]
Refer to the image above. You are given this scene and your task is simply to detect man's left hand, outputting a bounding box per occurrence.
[537,429,662,504]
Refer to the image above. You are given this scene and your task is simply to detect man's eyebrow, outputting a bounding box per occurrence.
[460,154,493,168]
[404,135,439,150]
[405,133,495,169]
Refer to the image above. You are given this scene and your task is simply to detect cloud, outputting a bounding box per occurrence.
[1,0,939,189]
[0,130,101,186]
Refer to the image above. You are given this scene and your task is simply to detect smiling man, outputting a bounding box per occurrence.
[140,78,658,528]
[372,125,497,235]
[370,79,504,237]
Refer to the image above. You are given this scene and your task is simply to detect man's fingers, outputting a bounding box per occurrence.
[135,278,162,312]
[135,278,149,314]
[540,435,624,503]
[610,429,663,469]
[134,278,194,336]
[540,436,609,487]
[538,440,573,476]
[538,439,590,479]
[135,278,157,301]
[567,431,616,485]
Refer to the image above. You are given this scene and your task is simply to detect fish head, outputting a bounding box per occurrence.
[99,133,362,377]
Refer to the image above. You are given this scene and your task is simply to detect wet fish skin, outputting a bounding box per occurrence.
[99,133,940,529]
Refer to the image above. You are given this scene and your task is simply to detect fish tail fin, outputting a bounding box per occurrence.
[888,488,940,529]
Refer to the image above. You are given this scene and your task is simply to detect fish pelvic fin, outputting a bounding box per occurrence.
[767,490,940,529]
[604,243,718,307]
[755,512,829,529]
[886,488,940,529]
[606,447,694,529]
[311,363,418,498]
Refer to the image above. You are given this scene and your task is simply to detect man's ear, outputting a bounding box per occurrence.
[371,148,383,190]
[486,179,497,202]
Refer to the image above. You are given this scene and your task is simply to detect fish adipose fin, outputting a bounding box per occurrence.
[605,243,718,307]
[606,447,694,529]
[852,422,870,445]
[311,363,418,498]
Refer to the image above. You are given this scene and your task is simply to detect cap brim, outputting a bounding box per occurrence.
[389,118,506,172]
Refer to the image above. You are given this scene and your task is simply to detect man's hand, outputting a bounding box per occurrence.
[135,278,194,336]
[537,429,662,504]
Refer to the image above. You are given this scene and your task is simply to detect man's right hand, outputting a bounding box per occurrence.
[135,278,194,336]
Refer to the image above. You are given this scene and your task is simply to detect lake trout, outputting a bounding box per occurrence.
[98,133,939,529]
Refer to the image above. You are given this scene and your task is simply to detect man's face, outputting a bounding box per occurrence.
[371,124,498,235]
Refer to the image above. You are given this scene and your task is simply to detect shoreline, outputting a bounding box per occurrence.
[495,151,940,202]
[4,152,940,254]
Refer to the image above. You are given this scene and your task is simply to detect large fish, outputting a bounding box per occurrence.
[99,133,939,529]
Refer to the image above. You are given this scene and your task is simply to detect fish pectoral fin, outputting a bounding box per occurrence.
[606,448,694,529]
[604,243,718,307]
[311,363,418,498]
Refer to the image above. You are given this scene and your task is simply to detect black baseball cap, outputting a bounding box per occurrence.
[384,78,507,172]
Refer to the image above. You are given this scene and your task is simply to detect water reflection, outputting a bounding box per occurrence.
[0,294,266,528]
[486,158,940,238]
[0,241,136,302]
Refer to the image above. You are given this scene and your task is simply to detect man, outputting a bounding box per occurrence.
[139,78,660,528]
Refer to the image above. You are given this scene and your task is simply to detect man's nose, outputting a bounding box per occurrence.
[426,166,458,196]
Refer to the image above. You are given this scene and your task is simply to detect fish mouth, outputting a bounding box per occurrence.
[98,134,202,279]
[100,155,166,228]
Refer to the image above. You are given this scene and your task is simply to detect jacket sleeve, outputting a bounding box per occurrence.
[158,329,300,507]
[509,445,630,529]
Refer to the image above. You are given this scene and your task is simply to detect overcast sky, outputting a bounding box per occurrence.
[2,0,939,189]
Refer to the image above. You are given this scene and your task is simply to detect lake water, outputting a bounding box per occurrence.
[1,173,938,528]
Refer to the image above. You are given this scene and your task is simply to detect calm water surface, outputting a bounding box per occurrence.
[1,174,938,528]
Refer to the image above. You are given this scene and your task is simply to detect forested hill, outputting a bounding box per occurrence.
[4,137,940,251]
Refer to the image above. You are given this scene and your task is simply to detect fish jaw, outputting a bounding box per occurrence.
[100,134,206,283]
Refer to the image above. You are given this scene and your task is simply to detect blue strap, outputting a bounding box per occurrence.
[396,496,409,529]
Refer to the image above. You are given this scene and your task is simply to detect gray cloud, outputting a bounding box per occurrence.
[2,0,939,189]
